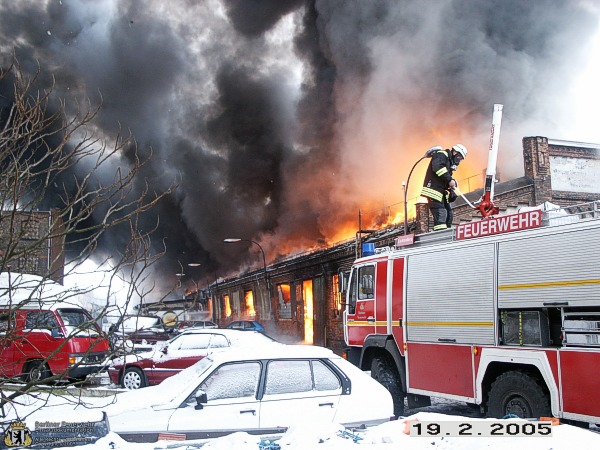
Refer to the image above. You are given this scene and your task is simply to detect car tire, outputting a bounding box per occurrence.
[22,360,51,383]
[371,355,404,417]
[486,371,550,419]
[122,367,147,390]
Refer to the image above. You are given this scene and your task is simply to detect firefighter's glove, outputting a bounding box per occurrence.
[447,189,458,203]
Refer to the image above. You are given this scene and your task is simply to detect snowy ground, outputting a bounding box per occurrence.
[3,380,600,450]
[39,411,600,450]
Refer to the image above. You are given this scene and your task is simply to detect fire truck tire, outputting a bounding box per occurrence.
[371,356,404,416]
[122,367,147,390]
[22,360,51,383]
[486,371,550,419]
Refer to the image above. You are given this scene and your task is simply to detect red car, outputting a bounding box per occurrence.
[107,328,278,389]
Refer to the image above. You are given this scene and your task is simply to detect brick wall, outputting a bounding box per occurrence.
[0,210,65,283]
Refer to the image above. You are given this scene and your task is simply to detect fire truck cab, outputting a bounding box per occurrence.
[343,201,600,425]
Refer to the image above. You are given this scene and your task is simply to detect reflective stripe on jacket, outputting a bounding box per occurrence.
[421,149,453,201]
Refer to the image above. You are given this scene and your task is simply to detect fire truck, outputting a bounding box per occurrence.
[342,201,600,424]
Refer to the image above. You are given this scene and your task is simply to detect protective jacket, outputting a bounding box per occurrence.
[421,149,454,202]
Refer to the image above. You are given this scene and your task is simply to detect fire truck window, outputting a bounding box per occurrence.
[348,270,357,310]
[358,266,375,300]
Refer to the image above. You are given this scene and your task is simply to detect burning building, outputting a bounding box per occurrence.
[212,136,600,352]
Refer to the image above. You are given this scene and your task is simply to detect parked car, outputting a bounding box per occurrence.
[0,272,110,382]
[109,315,174,354]
[108,329,278,389]
[105,344,394,441]
[174,320,218,334]
[225,320,264,332]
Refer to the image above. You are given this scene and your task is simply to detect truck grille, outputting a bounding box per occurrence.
[84,353,107,364]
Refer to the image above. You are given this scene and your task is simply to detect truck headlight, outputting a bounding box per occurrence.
[68,354,84,366]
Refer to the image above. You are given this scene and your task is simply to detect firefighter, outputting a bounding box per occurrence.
[421,144,467,231]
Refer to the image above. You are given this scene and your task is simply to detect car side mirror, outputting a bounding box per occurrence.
[161,345,168,355]
[51,328,64,338]
[195,390,207,410]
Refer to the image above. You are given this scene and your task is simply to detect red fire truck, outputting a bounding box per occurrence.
[343,202,600,425]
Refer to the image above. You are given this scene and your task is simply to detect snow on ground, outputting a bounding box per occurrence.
[60,412,600,450]
[3,387,600,450]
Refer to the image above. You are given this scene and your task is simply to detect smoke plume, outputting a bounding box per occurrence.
[0,0,598,297]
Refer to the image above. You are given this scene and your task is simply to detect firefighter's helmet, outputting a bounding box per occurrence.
[452,144,467,159]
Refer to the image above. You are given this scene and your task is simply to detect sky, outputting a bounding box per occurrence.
[1,0,599,299]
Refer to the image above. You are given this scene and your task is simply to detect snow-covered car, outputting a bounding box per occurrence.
[105,344,394,441]
[107,328,278,389]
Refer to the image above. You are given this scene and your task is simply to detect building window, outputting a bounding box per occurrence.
[232,291,241,316]
[244,290,256,317]
[332,274,341,313]
[223,294,231,318]
[20,218,40,240]
[17,254,40,273]
[277,284,292,319]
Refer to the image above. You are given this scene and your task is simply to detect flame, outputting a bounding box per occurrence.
[244,290,256,317]
[223,294,231,318]
[279,284,291,302]
[254,127,488,269]
[303,280,313,344]
[332,274,341,311]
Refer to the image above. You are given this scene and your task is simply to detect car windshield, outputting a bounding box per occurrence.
[156,356,214,398]
[58,308,99,336]
[105,356,216,415]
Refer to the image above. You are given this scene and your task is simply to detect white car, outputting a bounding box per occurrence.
[105,345,394,441]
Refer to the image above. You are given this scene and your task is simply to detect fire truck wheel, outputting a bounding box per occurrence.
[122,366,147,390]
[371,356,404,416]
[22,360,51,383]
[486,371,550,419]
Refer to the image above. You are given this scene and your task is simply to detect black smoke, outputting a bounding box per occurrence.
[0,0,598,298]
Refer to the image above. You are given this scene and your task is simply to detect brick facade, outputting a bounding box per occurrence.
[0,209,65,283]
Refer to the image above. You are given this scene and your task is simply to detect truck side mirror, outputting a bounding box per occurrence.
[338,271,347,294]
[195,390,208,410]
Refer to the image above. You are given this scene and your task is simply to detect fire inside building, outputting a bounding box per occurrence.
[142,136,600,353]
